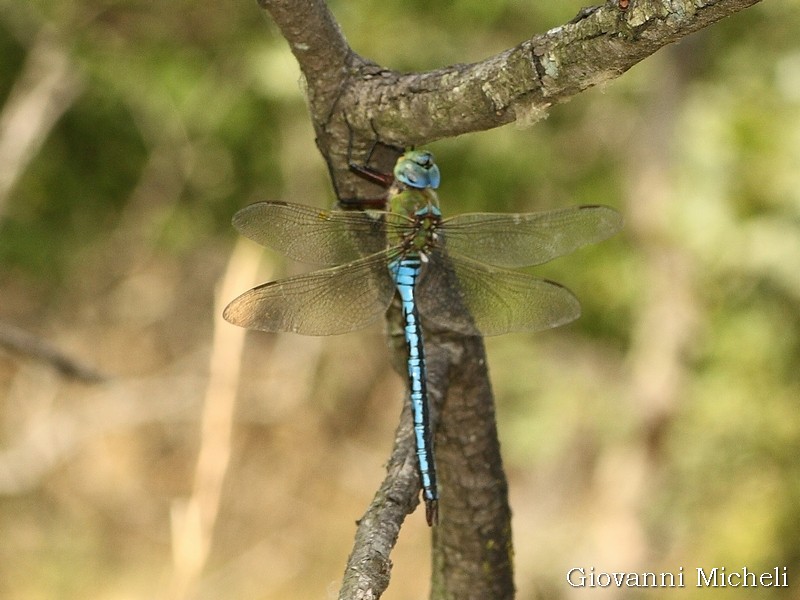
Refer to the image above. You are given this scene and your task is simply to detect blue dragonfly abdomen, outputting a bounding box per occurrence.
[389,254,438,525]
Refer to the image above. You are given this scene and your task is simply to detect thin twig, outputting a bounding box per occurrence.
[0,323,106,383]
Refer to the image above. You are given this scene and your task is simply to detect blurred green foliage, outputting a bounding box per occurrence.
[1,1,799,599]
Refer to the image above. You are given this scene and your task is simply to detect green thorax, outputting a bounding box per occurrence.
[386,156,441,254]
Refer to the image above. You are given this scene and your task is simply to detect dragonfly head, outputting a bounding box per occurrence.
[394,150,441,190]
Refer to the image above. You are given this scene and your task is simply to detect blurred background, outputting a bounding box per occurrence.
[1,1,799,599]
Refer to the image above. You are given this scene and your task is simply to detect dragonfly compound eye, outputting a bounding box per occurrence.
[395,150,441,190]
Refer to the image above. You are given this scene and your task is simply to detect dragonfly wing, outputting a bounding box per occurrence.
[442,205,622,268]
[232,202,388,265]
[417,249,581,337]
[223,252,396,335]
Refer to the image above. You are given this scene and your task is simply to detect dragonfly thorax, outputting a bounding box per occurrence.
[387,187,442,257]
[405,207,441,256]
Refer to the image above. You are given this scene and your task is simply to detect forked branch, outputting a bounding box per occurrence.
[260,0,763,201]
[254,1,765,599]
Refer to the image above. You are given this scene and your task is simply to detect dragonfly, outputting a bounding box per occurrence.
[223,150,622,525]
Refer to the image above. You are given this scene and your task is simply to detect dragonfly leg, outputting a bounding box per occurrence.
[345,115,403,189]
[335,115,408,210]
[348,163,394,189]
[326,114,396,209]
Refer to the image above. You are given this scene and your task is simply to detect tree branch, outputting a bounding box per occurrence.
[0,323,105,383]
[338,401,423,599]
[264,0,763,202]
[346,0,763,138]
[255,1,765,598]
[257,0,352,124]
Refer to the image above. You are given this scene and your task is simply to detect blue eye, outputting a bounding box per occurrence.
[394,150,440,189]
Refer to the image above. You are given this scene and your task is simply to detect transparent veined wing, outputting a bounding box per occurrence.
[223,251,396,335]
[416,249,581,337]
[232,202,389,266]
[441,205,622,268]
